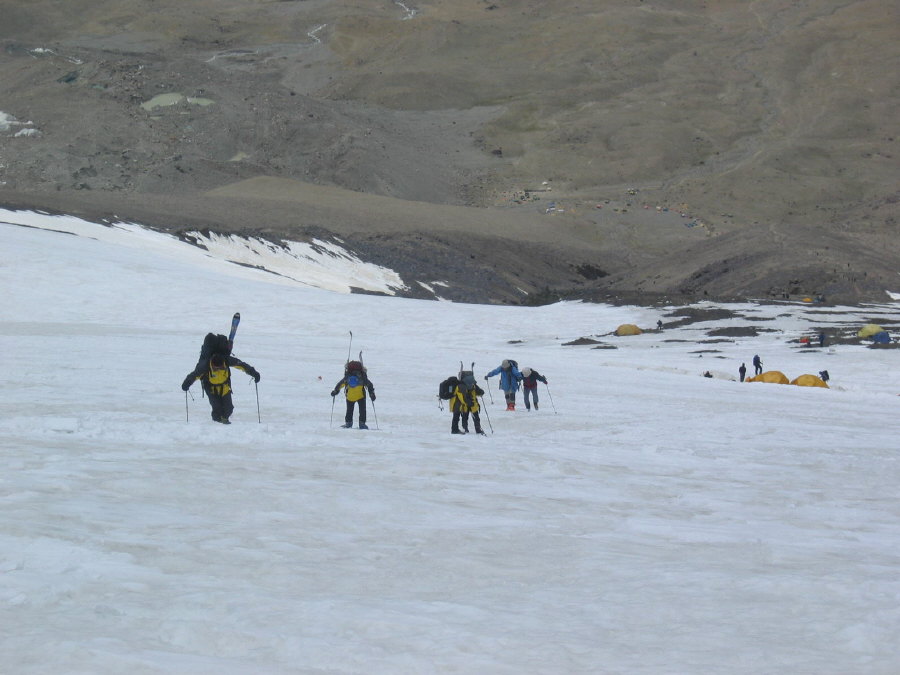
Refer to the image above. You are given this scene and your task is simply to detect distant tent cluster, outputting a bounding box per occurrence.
[857,324,892,344]
[747,371,829,388]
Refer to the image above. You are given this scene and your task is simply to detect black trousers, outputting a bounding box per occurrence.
[345,398,367,425]
[206,391,234,421]
[452,410,482,433]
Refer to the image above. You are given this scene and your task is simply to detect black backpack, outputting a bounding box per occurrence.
[438,376,459,400]
[199,333,231,362]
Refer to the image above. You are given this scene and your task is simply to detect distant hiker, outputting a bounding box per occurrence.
[181,339,260,424]
[520,367,548,411]
[818,332,826,347]
[752,354,763,375]
[739,363,747,382]
[449,370,485,435]
[703,371,713,378]
[486,359,523,410]
[331,360,375,429]
[657,319,663,331]
[819,370,830,383]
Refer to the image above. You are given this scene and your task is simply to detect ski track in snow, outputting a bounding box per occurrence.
[1,209,900,674]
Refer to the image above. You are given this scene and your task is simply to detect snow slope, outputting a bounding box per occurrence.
[1,210,899,674]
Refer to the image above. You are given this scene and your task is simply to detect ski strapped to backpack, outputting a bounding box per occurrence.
[228,312,240,350]
[439,360,478,401]
[458,361,478,391]
[198,313,240,365]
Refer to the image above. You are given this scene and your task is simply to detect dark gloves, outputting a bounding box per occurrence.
[331,389,339,397]
[252,371,261,383]
[370,393,376,401]
[181,376,194,391]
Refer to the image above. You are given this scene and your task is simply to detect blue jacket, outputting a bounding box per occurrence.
[486,362,522,392]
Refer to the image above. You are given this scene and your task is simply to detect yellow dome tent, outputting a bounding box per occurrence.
[615,323,643,336]
[791,374,829,388]
[747,370,790,384]
[857,323,884,338]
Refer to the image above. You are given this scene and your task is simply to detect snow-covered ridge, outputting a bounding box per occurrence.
[0,208,406,295]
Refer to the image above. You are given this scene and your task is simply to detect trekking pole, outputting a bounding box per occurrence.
[346,330,353,364]
[485,378,494,404]
[185,390,190,422]
[478,397,494,434]
[255,381,261,423]
[370,398,379,430]
[544,383,557,414]
[330,394,336,428]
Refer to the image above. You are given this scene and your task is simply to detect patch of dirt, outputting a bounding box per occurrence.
[563,337,602,346]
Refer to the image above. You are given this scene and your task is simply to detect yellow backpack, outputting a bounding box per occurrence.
[207,357,231,396]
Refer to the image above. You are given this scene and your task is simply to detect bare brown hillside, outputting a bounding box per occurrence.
[0,0,897,303]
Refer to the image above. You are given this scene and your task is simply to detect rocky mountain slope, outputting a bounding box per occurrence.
[1,0,897,303]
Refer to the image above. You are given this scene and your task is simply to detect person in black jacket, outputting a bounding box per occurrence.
[520,367,548,411]
[182,353,260,424]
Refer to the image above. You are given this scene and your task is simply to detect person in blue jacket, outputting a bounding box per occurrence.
[485,359,523,411]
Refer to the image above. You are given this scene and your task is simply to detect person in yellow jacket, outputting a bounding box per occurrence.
[450,371,485,435]
[182,353,260,424]
[331,361,375,429]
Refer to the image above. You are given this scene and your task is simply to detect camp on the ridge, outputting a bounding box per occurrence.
[747,370,790,384]
[791,374,829,388]
[615,323,643,336]
[857,323,884,338]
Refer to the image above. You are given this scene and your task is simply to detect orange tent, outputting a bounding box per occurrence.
[747,370,790,384]
[615,323,643,336]
[791,374,829,388]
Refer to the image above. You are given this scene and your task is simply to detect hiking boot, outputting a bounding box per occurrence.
[506,402,515,411]
[340,423,352,428]
[359,423,369,430]
[534,403,538,410]
[451,429,463,434]
[475,429,486,435]
[525,405,531,411]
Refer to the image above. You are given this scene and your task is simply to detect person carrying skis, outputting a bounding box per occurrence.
[450,371,485,435]
[181,351,260,424]
[485,359,522,411]
[520,367,548,411]
[331,360,375,429]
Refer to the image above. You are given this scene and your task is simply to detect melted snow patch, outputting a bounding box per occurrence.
[187,231,408,295]
[0,208,406,295]
[0,112,37,136]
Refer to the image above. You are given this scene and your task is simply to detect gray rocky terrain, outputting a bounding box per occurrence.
[1,0,897,303]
